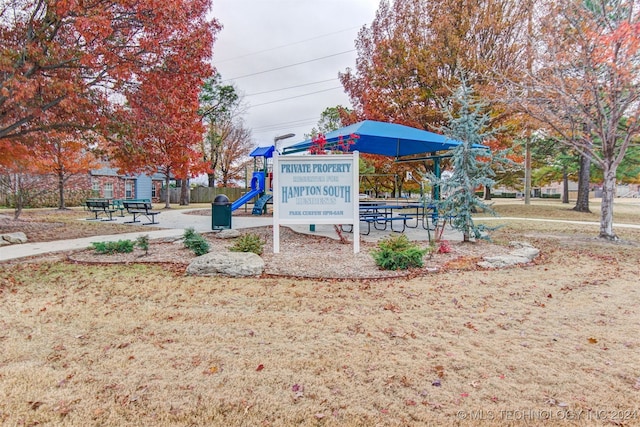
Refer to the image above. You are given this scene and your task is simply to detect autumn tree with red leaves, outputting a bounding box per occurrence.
[30,131,100,210]
[339,0,532,196]
[113,21,215,208]
[340,0,530,129]
[1,0,219,209]
[119,64,210,208]
[1,0,218,140]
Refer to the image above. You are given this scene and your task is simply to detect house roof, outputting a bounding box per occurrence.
[91,167,165,180]
[91,167,121,177]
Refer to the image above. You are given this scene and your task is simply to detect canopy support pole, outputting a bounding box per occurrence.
[433,155,441,201]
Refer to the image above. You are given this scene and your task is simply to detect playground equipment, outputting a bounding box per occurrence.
[231,170,266,211]
[229,145,275,214]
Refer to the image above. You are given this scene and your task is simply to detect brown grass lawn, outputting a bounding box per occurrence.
[1,199,640,426]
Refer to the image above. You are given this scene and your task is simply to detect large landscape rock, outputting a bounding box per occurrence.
[186,251,264,277]
[477,241,540,269]
[1,232,28,244]
[216,229,241,239]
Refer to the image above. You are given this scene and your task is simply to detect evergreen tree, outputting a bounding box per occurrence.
[432,79,503,242]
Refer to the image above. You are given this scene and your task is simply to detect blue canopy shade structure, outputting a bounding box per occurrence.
[281,120,471,159]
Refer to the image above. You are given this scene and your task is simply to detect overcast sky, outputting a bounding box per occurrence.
[211,0,380,149]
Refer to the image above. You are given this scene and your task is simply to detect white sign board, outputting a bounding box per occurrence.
[273,152,359,253]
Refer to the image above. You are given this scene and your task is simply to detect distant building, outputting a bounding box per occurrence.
[492,181,639,200]
[89,167,164,201]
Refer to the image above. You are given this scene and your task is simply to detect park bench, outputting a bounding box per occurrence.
[85,199,117,221]
[84,198,109,211]
[123,201,160,225]
[112,198,151,217]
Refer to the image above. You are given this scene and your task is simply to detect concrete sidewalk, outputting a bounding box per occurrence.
[1,210,267,261]
[12,207,639,263]
[1,208,453,262]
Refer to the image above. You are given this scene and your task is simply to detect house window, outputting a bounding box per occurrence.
[92,180,100,196]
[125,181,133,199]
[151,184,157,198]
[104,183,113,198]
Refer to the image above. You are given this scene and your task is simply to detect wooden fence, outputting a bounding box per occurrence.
[189,187,244,204]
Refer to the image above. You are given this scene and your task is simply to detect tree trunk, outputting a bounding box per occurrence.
[562,168,569,204]
[484,185,492,200]
[13,174,23,220]
[180,178,190,206]
[572,153,591,213]
[13,202,22,219]
[58,171,66,209]
[463,215,470,241]
[599,166,617,240]
[208,172,215,187]
[164,174,171,209]
[524,139,531,205]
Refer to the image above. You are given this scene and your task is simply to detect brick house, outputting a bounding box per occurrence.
[90,167,164,202]
[0,167,166,208]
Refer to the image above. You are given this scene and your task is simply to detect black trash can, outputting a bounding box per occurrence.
[212,194,232,230]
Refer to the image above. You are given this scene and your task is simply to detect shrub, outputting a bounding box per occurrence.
[230,233,264,255]
[91,239,134,254]
[371,234,429,270]
[183,227,210,256]
[136,235,150,255]
[183,227,197,241]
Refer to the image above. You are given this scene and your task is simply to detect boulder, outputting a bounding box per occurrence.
[186,251,264,277]
[216,229,241,239]
[478,241,539,269]
[2,232,28,244]
[478,254,531,269]
[510,246,540,259]
[508,241,533,248]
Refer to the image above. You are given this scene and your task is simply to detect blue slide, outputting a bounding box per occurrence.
[231,188,261,211]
